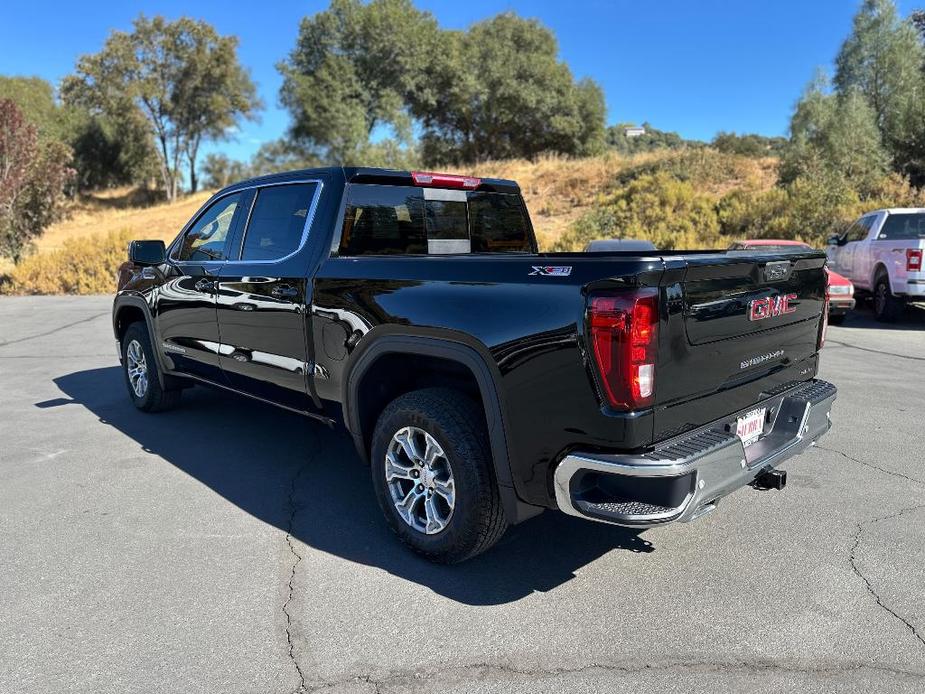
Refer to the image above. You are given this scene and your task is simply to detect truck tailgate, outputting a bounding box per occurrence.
[653,251,827,440]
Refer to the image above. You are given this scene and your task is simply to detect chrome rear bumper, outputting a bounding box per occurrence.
[553,379,836,527]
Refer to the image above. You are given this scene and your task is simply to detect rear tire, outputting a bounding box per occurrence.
[370,388,508,563]
[874,275,904,322]
[121,322,182,412]
[828,313,846,326]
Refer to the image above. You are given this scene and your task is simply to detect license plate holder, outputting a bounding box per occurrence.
[736,407,766,448]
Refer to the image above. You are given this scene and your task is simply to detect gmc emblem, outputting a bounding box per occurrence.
[748,293,798,321]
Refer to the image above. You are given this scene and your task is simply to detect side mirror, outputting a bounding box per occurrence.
[826,234,846,247]
[129,240,166,266]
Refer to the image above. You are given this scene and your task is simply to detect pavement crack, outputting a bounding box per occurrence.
[311,658,925,690]
[849,504,925,651]
[815,444,925,487]
[826,339,925,363]
[282,432,322,694]
[0,311,109,348]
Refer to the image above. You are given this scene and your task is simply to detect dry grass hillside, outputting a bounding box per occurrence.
[1,151,781,294]
[38,187,213,253]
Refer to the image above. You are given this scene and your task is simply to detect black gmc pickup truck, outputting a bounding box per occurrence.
[113,167,836,563]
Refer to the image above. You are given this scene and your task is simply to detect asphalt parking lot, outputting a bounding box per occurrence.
[1,295,923,693]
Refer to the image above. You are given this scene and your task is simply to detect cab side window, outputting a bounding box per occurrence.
[845,217,872,243]
[239,183,318,261]
[175,193,242,262]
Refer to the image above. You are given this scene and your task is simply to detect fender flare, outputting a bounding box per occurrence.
[112,295,167,388]
[343,328,542,524]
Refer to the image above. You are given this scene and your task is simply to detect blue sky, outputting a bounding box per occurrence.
[1,1,916,162]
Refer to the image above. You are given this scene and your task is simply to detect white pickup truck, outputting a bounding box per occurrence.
[826,208,925,321]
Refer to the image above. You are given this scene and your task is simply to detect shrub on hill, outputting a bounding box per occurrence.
[2,229,133,294]
[551,172,721,251]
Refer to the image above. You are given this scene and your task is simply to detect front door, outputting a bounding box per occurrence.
[215,181,321,411]
[156,190,247,381]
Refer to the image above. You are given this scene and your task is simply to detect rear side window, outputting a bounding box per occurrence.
[468,192,532,252]
[339,184,533,255]
[240,183,317,261]
[340,185,426,256]
[878,213,925,240]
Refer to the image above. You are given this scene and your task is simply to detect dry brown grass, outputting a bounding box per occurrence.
[0,187,214,281]
[39,187,214,253]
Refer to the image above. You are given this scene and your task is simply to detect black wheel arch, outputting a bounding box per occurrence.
[113,295,167,388]
[342,326,542,524]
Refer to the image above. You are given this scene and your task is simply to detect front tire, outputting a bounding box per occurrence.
[828,313,846,326]
[121,322,181,412]
[370,388,508,563]
[874,276,904,322]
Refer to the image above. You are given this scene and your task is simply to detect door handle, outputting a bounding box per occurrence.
[195,278,216,293]
[271,285,299,299]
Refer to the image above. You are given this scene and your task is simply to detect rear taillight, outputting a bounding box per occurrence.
[907,249,922,272]
[411,171,481,189]
[588,289,659,410]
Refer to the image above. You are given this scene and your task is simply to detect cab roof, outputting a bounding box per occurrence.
[220,166,520,195]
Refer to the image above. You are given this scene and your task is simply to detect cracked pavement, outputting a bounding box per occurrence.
[0,295,923,693]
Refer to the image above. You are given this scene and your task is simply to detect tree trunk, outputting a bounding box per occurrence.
[187,137,200,194]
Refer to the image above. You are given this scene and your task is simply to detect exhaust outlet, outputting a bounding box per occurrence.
[752,467,787,491]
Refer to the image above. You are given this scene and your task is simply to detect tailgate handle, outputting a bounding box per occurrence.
[763,261,793,283]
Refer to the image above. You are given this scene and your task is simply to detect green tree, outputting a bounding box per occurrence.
[2,75,156,191]
[279,0,438,163]
[782,75,889,196]
[0,77,64,141]
[0,100,74,264]
[200,153,250,189]
[248,139,322,177]
[172,22,262,192]
[63,15,260,200]
[833,0,925,183]
[280,4,605,165]
[414,13,606,163]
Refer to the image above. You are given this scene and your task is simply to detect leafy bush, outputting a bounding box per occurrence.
[551,172,721,251]
[2,229,132,294]
[719,169,925,246]
[712,131,787,158]
[717,187,793,240]
[716,171,862,247]
[0,99,75,264]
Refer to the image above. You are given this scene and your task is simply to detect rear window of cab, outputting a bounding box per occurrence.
[338,184,533,256]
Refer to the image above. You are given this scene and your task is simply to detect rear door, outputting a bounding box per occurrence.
[851,214,879,289]
[214,180,323,411]
[653,251,827,439]
[156,191,247,382]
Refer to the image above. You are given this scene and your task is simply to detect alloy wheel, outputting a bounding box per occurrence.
[126,339,149,398]
[385,426,456,535]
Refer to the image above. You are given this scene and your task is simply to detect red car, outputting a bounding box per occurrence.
[729,239,855,324]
